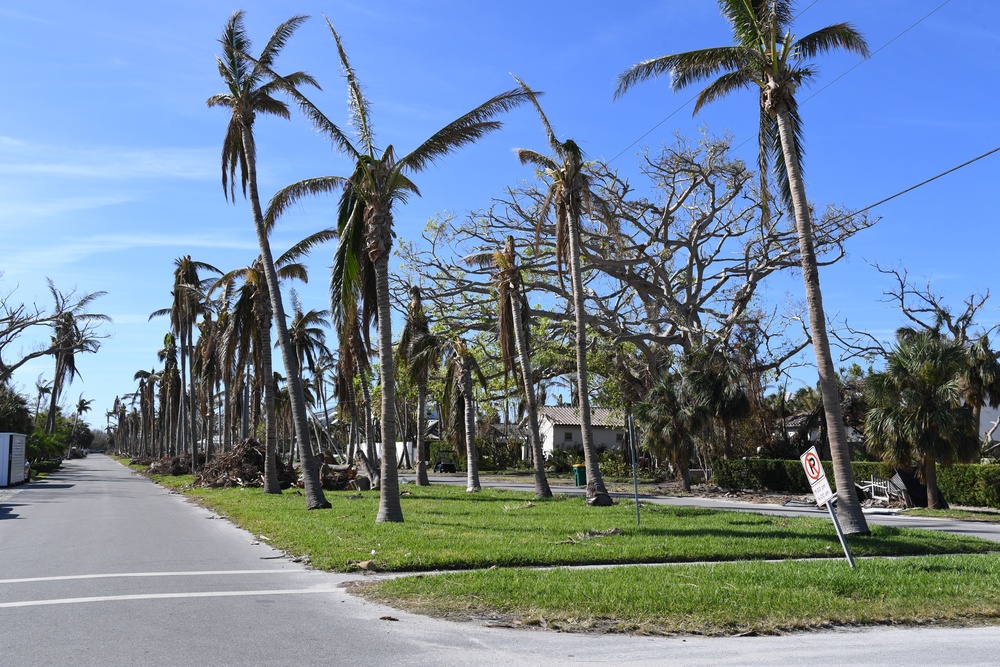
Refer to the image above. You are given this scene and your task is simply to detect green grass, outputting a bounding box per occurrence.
[904,507,1000,523]
[357,554,1000,635]
[167,484,994,572]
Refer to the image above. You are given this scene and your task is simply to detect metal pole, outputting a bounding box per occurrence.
[628,415,640,525]
[826,502,856,569]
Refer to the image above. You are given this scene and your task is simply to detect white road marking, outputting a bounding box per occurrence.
[0,587,344,608]
[0,570,302,585]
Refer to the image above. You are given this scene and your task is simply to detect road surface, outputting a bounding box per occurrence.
[2,455,999,666]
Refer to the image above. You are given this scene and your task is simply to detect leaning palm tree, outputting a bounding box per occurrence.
[208,11,330,509]
[511,76,612,506]
[464,237,552,498]
[264,18,529,521]
[616,0,870,533]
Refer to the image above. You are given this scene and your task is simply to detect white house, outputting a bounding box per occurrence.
[536,406,625,458]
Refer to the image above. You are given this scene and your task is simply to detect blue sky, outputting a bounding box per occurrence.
[3,0,997,427]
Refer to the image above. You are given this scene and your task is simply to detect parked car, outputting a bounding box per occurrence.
[433,458,456,473]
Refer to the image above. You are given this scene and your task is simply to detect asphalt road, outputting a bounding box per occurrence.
[3,456,1000,666]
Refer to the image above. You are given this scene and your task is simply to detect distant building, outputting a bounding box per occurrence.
[536,406,625,457]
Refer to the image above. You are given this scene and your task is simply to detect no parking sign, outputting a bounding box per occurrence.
[800,446,834,507]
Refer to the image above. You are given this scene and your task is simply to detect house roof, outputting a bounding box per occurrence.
[539,406,624,429]
[487,423,529,441]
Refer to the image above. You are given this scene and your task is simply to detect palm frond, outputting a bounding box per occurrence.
[323,16,376,156]
[399,87,530,174]
[265,175,347,231]
[510,74,559,153]
[794,23,870,61]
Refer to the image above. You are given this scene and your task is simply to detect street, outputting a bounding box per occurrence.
[2,455,1000,666]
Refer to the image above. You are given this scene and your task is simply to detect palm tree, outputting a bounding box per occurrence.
[865,331,979,509]
[685,347,751,459]
[636,371,710,492]
[208,11,330,509]
[264,18,529,522]
[412,333,487,492]
[616,1,870,533]
[33,376,51,430]
[396,287,434,487]
[46,311,103,435]
[511,76,612,506]
[149,256,220,468]
[71,394,93,445]
[464,237,552,498]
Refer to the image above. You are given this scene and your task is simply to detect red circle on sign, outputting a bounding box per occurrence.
[803,451,822,481]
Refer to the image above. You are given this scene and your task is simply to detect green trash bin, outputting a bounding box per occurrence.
[572,463,586,486]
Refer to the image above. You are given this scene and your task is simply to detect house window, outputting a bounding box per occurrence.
[616,432,624,442]
[564,431,574,442]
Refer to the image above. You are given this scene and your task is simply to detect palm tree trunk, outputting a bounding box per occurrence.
[510,293,551,498]
[351,331,380,489]
[925,455,941,509]
[241,127,329,510]
[188,330,199,471]
[774,105,868,535]
[258,310,281,494]
[462,367,481,492]
[567,210,612,506]
[415,381,429,486]
[373,253,403,522]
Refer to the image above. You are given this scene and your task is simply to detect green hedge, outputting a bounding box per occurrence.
[713,459,1000,509]
[938,464,1000,508]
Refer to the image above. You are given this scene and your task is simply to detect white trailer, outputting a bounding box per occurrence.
[0,433,27,486]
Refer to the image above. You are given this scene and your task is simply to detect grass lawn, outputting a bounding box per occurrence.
[358,554,1000,635]
[903,507,1000,523]
[123,462,1000,635]
[148,480,992,572]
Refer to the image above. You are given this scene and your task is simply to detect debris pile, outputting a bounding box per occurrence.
[194,439,295,488]
[319,463,358,491]
[147,454,192,476]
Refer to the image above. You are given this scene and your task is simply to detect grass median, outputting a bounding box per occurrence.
[132,468,1000,635]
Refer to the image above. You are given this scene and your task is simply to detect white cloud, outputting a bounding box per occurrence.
[0,137,216,181]
[2,232,256,275]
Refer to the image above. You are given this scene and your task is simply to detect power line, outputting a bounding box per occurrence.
[852,144,1000,217]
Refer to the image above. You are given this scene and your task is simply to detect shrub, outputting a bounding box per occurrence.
[938,465,1000,508]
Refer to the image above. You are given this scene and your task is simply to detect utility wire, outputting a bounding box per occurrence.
[851,145,1000,217]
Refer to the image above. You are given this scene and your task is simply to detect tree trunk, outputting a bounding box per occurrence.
[373,252,403,522]
[241,127,329,510]
[462,366,481,492]
[925,455,941,509]
[566,209,612,506]
[774,105,868,535]
[510,292,551,498]
[258,306,281,494]
[415,381,429,486]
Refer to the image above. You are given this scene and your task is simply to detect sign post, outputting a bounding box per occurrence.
[800,446,856,569]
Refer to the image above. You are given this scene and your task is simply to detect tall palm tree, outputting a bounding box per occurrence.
[208,11,330,509]
[616,0,870,533]
[396,287,434,487]
[264,18,529,521]
[149,256,220,468]
[866,331,979,509]
[464,238,552,498]
[511,76,611,506]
